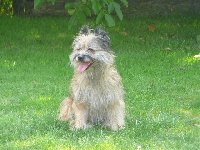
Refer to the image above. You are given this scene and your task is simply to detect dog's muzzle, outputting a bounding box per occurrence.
[76,55,92,62]
[75,55,95,73]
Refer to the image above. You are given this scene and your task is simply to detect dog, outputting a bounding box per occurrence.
[58,25,125,130]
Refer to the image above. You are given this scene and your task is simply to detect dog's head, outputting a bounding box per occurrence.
[70,25,114,73]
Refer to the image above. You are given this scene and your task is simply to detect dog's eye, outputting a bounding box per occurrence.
[88,48,95,52]
[76,48,81,51]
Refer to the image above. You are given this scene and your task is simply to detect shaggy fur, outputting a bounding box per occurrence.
[58,25,125,130]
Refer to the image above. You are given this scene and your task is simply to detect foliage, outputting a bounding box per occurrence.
[34,0,128,29]
[0,0,13,15]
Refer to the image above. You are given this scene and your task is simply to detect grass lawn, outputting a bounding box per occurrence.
[0,15,200,150]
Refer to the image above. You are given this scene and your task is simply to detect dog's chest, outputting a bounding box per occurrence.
[71,75,121,106]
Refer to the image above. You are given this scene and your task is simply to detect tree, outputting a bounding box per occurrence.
[13,0,34,16]
[13,0,25,16]
[34,0,128,29]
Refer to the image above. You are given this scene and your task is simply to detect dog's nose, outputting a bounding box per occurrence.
[76,55,92,62]
[77,55,85,61]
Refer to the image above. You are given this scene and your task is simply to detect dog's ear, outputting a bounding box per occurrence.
[79,25,90,35]
[94,26,110,49]
[94,26,109,38]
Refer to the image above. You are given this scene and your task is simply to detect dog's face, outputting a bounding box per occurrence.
[70,26,114,73]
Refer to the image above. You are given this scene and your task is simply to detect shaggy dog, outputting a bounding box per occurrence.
[58,25,125,130]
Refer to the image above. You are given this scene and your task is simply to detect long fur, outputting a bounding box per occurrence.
[58,26,125,130]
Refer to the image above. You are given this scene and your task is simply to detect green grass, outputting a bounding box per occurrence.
[0,15,200,150]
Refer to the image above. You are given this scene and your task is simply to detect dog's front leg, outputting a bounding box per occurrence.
[106,100,125,131]
[72,101,89,129]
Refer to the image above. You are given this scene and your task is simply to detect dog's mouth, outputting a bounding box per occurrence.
[78,60,95,73]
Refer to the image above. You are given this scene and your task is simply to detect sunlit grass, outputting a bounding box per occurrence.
[0,15,200,149]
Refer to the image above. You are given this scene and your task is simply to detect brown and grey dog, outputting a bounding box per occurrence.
[58,25,125,130]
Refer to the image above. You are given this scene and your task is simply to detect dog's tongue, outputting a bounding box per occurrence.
[78,62,91,73]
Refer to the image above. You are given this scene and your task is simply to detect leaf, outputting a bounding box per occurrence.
[197,35,200,43]
[77,10,87,24]
[47,0,56,5]
[68,10,87,30]
[120,0,128,7]
[113,2,123,20]
[105,14,115,27]
[96,10,104,24]
[65,3,76,9]
[102,0,108,5]
[83,6,91,17]
[108,3,114,14]
[34,0,45,9]
[68,8,76,15]
[65,2,78,16]
[148,24,155,32]
[68,13,78,30]
[92,0,101,15]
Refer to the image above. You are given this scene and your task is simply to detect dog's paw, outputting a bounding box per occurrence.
[57,114,68,121]
[58,98,73,121]
[70,122,92,130]
[104,122,125,131]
